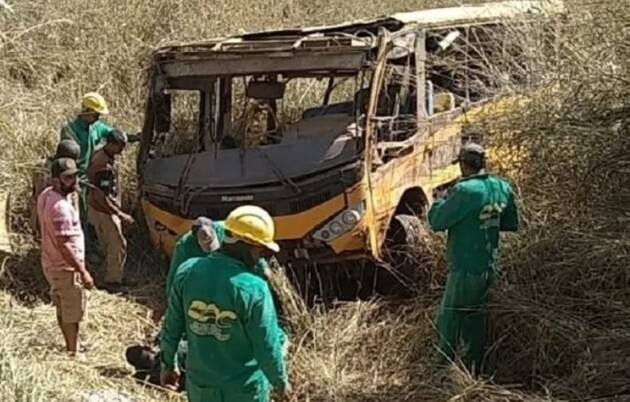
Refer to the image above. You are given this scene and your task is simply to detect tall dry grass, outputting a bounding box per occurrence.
[2,0,630,401]
[466,2,630,399]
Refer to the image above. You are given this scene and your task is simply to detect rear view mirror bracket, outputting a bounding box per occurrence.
[246,80,286,100]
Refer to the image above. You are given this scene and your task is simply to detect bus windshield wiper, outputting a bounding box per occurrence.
[252,146,302,194]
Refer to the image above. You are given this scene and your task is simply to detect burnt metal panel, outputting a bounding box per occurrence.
[151,0,564,57]
[160,52,368,77]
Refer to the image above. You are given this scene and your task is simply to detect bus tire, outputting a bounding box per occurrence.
[377,214,431,296]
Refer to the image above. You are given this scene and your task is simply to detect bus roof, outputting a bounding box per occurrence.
[240,0,564,39]
[155,0,564,54]
[152,0,564,79]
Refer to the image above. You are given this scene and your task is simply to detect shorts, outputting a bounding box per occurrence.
[43,269,87,324]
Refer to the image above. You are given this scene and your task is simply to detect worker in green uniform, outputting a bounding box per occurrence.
[161,217,272,321]
[160,205,290,402]
[151,217,285,395]
[428,142,519,374]
[59,93,113,231]
[60,93,141,261]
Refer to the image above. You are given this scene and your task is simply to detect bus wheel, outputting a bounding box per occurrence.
[377,214,433,297]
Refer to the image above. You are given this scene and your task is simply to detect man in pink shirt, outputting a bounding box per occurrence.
[37,157,94,357]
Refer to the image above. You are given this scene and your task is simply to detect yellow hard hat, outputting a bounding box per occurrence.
[224,205,279,252]
[81,92,109,115]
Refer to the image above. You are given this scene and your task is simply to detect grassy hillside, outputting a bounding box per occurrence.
[2,0,630,401]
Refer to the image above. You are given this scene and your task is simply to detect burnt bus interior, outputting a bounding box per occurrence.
[143,22,535,151]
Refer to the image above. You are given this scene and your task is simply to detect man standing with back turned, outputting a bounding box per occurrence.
[163,217,273,313]
[428,142,519,375]
[160,205,290,402]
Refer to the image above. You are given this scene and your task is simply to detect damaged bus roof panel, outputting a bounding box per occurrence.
[155,0,564,55]
[158,49,370,77]
[239,0,564,38]
[153,0,564,78]
[154,36,373,77]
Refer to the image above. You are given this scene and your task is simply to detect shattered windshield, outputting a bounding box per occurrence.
[148,70,371,158]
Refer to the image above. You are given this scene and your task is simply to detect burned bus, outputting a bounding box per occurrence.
[137,0,564,296]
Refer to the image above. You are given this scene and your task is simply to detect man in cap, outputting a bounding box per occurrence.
[87,129,135,290]
[428,142,519,375]
[37,157,94,358]
[31,139,81,233]
[160,205,290,402]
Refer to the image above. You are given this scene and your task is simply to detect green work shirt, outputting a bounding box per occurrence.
[165,221,270,301]
[59,117,112,181]
[428,173,519,274]
[161,252,288,392]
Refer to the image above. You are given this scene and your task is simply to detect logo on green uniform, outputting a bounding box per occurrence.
[187,300,237,341]
[478,203,506,229]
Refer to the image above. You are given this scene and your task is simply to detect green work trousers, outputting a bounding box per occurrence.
[436,270,494,373]
[187,378,270,402]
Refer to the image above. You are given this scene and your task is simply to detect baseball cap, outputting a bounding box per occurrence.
[453,142,485,164]
[51,157,79,178]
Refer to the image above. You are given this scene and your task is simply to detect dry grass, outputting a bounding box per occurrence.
[2,0,630,401]
[0,290,179,402]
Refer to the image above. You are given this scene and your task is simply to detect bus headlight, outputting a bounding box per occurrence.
[341,210,361,225]
[312,201,365,243]
[329,221,344,235]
